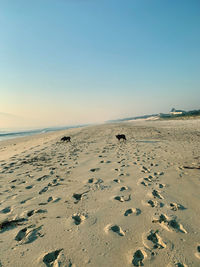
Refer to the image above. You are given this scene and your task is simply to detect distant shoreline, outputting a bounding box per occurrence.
[0,124,87,142]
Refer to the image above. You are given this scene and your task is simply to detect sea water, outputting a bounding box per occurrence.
[0,125,86,142]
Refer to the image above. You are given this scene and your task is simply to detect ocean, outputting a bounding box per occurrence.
[0,125,86,142]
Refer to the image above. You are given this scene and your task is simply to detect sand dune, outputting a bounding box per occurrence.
[0,120,200,266]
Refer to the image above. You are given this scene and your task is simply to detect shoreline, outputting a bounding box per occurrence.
[0,124,91,161]
[0,124,88,142]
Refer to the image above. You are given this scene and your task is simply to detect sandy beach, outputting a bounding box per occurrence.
[0,119,200,267]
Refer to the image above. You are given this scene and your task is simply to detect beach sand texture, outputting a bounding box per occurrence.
[0,120,200,267]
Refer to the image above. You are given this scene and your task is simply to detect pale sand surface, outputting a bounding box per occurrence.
[0,120,200,267]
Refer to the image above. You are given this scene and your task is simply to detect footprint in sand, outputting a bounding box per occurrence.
[195,245,200,259]
[144,175,154,182]
[88,178,103,185]
[15,225,43,244]
[27,209,47,217]
[20,197,33,204]
[147,199,164,208]
[37,175,50,182]
[152,189,163,199]
[168,219,187,233]
[120,186,128,191]
[124,208,141,216]
[109,225,125,236]
[158,183,165,189]
[152,214,187,233]
[10,179,17,183]
[48,179,60,187]
[90,168,100,172]
[140,181,148,187]
[43,249,63,267]
[141,166,151,173]
[157,171,164,176]
[39,196,61,206]
[15,227,28,241]
[47,197,61,203]
[152,213,168,224]
[114,195,131,202]
[169,202,186,211]
[88,178,94,183]
[147,200,158,208]
[72,191,89,203]
[25,185,34,189]
[119,173,130,177]
[132,249,147,266]
[72,213,86,225]
[145,230,166,249]
[39,186,49,195]
[0,206,11,214]
[0,218,27,233]
[113,178,121,183]
[121,163,129,168]
[138,177,151,187]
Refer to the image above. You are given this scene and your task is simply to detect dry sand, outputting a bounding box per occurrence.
[0,120,200,267]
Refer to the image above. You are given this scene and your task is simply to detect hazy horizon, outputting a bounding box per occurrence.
[1,0,200,129]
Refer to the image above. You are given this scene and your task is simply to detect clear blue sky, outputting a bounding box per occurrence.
[0,0,200,128]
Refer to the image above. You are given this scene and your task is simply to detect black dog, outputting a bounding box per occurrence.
[116,134,126,141]
[61,136,71,142]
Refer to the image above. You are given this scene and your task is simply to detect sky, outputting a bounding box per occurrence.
[0,0,200,128]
